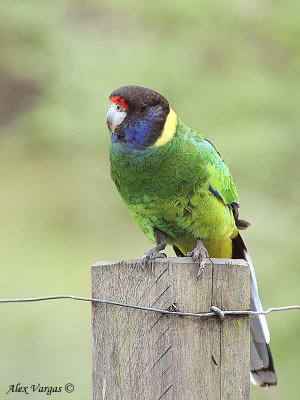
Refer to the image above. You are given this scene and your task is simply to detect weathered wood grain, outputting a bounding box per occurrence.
[91,258,250,400]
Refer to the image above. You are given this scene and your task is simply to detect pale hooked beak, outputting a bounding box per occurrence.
[106,103,127,133]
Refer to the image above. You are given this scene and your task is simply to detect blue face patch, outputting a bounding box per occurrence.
[110,106,161,149]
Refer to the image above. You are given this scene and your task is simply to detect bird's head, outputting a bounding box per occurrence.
[106,85,177,149]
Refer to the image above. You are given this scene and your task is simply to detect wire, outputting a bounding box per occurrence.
[0,295,299,318]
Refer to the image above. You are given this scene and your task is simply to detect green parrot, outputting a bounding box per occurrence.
[106,85,277,387]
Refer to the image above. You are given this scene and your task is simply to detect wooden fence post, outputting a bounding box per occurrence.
[91,258,250,400]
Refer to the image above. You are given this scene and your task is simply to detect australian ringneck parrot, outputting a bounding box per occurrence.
[106,85,277,387]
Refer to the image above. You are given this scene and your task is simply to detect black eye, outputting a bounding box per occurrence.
[116,105,122,111]
[140,104,147,112]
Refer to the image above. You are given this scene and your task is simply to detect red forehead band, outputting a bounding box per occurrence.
[110,96,128,110]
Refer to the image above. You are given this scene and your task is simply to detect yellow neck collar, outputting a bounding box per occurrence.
[153,108,177,147]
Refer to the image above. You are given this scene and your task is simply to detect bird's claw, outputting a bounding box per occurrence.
[140,245,167,269]
[187,240,209,278]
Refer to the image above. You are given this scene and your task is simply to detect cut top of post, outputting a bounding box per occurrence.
[91,258,250,400]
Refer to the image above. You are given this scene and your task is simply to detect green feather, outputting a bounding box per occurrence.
[110,119,238,256]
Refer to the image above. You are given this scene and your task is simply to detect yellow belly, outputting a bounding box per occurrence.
[175,228,238,258]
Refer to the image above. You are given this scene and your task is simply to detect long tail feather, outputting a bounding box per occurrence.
[232,234,277,387]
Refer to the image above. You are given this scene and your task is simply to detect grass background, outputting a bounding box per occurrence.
[0,0,299,398]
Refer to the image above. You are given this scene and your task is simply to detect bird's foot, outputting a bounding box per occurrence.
[187,239,209,278]
[141,243,167,268]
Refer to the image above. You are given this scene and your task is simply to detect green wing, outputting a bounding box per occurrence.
[197,136,239,205]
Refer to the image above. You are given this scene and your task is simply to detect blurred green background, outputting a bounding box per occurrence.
[0,0,299,398]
